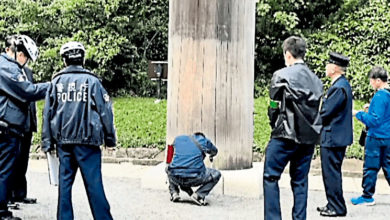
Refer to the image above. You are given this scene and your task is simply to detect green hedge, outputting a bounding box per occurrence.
[33,97,167,151]
[34,97,366,159]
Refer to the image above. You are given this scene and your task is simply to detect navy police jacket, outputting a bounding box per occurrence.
[168,134,217,178]
[41,65,116,151]
[320,75,353,147]
[268,63,323,145]
[0,53,49,133]
[24,67,38,133]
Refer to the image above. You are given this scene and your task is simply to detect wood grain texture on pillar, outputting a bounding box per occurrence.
[167,0,255,170]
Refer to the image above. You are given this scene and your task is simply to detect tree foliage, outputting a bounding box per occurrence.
[0,0,169,96]
[254,0,343,97]
[306,0,390,100]
[0,0,388,100]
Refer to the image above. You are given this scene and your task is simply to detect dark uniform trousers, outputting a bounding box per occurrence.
[263,138,315,220]
[57,144,112,220]
[0,134,20,217]
[320,146,347,214]
[10,132,33,200]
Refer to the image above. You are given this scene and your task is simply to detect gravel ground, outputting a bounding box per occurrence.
[10,164,390,220]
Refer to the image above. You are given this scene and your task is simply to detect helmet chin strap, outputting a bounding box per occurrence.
[20,59,28,68]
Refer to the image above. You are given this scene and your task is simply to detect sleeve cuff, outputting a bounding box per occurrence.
[105,137,116,147]
[356,111,364,121]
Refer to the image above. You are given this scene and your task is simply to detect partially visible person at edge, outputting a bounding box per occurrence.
[3,35,39,208]
[263,36,323,220]
[351,66,390,206]
[166,132,221,206]
[41,41,116,220]
[8,67,39,207]
[0,35,49,220]
[316,52,353,217]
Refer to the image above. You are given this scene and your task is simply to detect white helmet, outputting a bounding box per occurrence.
[60,41,85,59]
[15,35,39,62]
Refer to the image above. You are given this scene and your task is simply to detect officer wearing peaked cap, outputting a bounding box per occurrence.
[317,52,353,217]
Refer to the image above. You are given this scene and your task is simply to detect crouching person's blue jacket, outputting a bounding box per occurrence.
[0,53,49,134]
[41,65,116,152]
[168,134,218,178]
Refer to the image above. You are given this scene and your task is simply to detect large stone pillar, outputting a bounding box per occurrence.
[167,0,255,170]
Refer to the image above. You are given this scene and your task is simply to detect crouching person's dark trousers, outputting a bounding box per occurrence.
[263,138,315,220]
[57,144,113,220]
[167,168,221,199]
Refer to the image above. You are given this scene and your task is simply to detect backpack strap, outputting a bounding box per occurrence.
[189,135,206,158]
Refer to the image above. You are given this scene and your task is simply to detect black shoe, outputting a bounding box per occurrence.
[14,198,37,204]
[170,193,180,202]
[1,216,22,220]
[7,201,20,210]
[0,211,21,220]
[317,206,328,212]
[190,193,207,206]
[320,209,346,217]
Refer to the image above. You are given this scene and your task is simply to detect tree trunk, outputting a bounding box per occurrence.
[167,0,255,170]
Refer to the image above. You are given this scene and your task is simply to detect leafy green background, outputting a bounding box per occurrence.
[1,0,385,160]
[1,0,389,100]
[34,97,366,159]
[0,0,169,96]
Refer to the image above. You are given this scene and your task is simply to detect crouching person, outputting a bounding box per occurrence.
[166,132,221,206]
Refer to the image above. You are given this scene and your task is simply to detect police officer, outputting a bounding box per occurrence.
[41,41,116,220]
[0,35,49,220]
[9,66,38,205]
[263,36,323,220]
[317,52,352,217]
[7,66,39,210]
[166,132,221,206]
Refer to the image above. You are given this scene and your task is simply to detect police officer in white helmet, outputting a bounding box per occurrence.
[41,41,116,220]
[0,35,49,220]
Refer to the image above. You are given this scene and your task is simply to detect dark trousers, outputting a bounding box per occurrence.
[10,132,33,200]
[362,137,390,198]
[57,144,112,220]
[0,134,20,217]
[320,146,347,214]
[263,138,315,220]
[167,168,221,199]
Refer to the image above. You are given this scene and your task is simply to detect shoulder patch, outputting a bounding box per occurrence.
[17,74,26,82]
[103,94,110,102]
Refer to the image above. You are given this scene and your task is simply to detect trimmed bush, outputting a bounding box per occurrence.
[34,97,366,159]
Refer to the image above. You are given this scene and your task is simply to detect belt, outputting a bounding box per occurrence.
[0,120,23,137]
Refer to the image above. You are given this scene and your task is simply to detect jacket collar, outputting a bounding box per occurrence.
[331,74,344,85]
[52,65,98,79]
[1,53,22,68]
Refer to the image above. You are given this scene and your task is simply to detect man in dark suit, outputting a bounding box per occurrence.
[317,52,353,217]
[9,66,38,205]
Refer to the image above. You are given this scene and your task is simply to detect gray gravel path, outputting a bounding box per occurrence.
[10,163,390,220]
